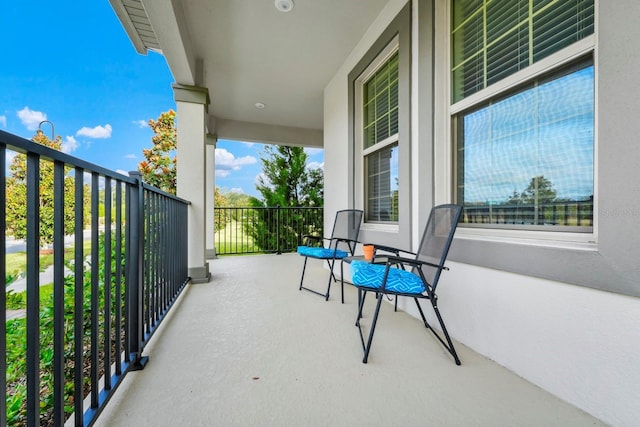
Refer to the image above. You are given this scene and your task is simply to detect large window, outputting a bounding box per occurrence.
[451,0,595,232]
[362,50,399,223]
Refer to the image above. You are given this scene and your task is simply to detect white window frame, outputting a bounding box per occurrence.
[355,36,400,230]
[434,1,598,250]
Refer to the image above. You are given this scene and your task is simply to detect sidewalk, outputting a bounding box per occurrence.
[6,309,26,320]
[6,264,72,293]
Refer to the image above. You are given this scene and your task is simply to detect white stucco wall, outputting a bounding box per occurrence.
[398,264,640,427]
[324,1,640,426]
[322,71,350,226]
[323,0,408,233]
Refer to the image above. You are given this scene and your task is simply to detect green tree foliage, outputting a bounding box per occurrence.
[255,145,323,207]
[301,167,324,207]
[247,146,324,252]
[214,187,228,232]
[222,189,258,207]
[138,110,177,194]
[5,131,79,247]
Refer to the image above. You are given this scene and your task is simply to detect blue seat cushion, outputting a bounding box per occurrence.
[297,245,349,259]
[350,260,425,294]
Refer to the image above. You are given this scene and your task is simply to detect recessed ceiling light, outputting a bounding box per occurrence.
[255,102,266,109]
[275,0,294,13]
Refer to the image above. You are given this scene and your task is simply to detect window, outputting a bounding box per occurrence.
[451,0,595,232]
[362,50,399,223]
[452,0,594,103]
[349,2,409,246]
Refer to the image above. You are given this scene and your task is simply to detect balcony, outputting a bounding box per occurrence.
[0,129,607,425]
[93,253,602,426]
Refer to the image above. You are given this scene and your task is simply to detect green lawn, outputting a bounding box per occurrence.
[5,240,92,285]
[215,219,257,254]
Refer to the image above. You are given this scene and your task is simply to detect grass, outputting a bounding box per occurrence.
[5,240,92,286]
[215,220,258,254]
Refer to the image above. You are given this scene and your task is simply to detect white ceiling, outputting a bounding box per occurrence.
[110,0,390,143]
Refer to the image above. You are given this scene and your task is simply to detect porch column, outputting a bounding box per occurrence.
[173,84,212,283]
[206,135,217,258]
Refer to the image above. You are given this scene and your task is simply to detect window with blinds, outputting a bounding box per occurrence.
[451,0,595,232]
[363,50,399,223]
[451,0,594,103]
[363,51,399,148]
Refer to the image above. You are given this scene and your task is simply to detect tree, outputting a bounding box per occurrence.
[214,187,228,232]
[138,110,177,194]
[248,145,324,252]
[255,145,323,207]
[301,167,324,207]
[521,175,557,205]
[505,190,522,205]
[6,131,79,247]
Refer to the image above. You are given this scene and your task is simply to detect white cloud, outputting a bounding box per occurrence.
[124,153,136,159]
[230,187,245,194]
[76,124,112,139]
[133,120,148,128]
[215,148,257,175]
[61,136,79,154]
[17,107,47,131]
[0,115,6,128]
[116,169,130,176]
[307,161,324,170]
[254,172,269,188]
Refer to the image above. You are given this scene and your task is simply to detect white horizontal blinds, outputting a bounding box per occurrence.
[533,0,594,62]
[451,0,594,103]
[485,0,529,87]
[363,51,399,149]
[451,0,484,102]
[366,145,399,222]
[363,51,399,223]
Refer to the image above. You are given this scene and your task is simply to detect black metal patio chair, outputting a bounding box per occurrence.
[350,204,462,364]
[297,209,363,302]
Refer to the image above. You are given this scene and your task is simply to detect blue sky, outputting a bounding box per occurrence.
[1,1,322,199]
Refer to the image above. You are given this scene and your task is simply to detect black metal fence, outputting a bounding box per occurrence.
[463,199,593,228]
[215,206,323,255]
[1,130,190,426]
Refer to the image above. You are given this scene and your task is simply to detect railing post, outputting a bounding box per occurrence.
[276,205,282,254]
[0,144,6,427]
[127,171,148,370]
[26,153,41,426]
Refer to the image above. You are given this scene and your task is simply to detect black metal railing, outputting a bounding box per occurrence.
[215,206,323,255]
[1,130,190,426]
[462,199,593,228]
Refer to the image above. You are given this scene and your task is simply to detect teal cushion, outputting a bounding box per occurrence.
[350,260,425,294]
[297,245,349,259]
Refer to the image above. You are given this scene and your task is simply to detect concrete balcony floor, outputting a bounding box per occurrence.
[94,253,603,426]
